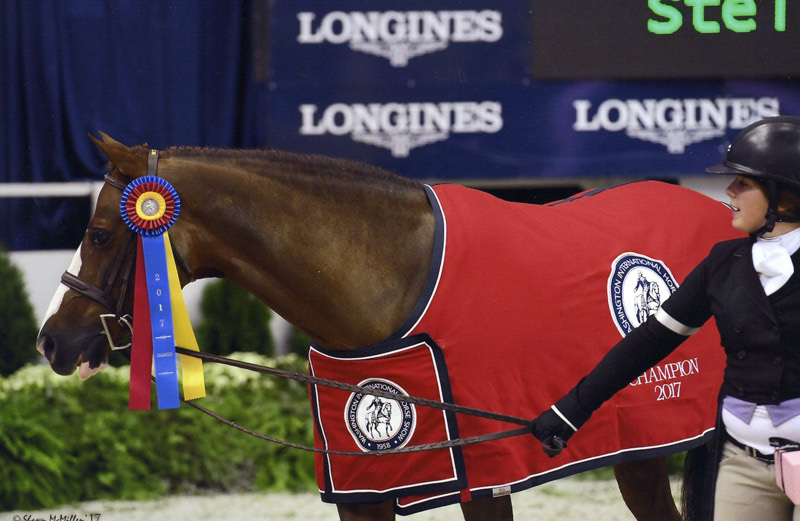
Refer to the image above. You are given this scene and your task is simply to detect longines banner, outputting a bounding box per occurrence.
[266,1,800,181]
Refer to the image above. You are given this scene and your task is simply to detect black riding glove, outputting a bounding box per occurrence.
[531,385,592,457]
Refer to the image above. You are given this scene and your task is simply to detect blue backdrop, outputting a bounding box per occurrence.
[2,0,263,249]
[3,0,800,249]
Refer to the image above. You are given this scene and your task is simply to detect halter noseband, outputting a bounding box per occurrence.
[59,149,191,351]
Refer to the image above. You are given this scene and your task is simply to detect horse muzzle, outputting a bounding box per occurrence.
[37,321,110,378]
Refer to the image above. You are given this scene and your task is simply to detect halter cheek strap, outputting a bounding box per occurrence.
[148,148,159,175]
[103,172,128,191]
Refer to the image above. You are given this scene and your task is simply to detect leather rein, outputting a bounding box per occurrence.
[176,347,534,456]
[60,152,534,456]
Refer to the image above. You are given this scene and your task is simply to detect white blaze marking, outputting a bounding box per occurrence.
[39,245,83,331]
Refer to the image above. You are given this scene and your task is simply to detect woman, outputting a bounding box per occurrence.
[532,116,800,520]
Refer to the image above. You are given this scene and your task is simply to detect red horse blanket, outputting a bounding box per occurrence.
[309,181,741,514]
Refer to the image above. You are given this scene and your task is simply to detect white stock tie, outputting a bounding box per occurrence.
[752,227,800,295]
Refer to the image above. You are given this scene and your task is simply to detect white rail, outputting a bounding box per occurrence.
[0,182,105,209]
[0,182,101,197]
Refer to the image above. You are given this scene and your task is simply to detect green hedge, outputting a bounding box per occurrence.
[196,279,275,357]
[0,245,39,377]
[0,353,316,511]
[1,353,688,511]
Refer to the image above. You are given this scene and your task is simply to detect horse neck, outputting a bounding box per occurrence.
[167,154,435,350]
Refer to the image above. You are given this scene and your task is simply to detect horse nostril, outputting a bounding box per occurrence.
[36,333,55,362]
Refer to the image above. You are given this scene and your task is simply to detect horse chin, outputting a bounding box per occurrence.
[79,358,109,380]
[77,335,110,380]
[47,333,109,378]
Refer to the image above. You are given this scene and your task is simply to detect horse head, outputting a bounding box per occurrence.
[36,133,154,379]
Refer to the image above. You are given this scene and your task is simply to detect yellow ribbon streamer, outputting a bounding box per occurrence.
[164,233,206,400]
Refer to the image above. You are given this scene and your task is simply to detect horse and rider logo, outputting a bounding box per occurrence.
[345,378,416,452]
[608,252,679,336]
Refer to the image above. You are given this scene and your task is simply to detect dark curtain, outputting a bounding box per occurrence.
[1,0,266,250]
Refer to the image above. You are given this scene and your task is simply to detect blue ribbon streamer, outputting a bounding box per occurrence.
[141,234,180,409]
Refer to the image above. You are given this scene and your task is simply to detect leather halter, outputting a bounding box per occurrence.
[61,171,136,314]
[60,172,137,349]
[59,150,191,350]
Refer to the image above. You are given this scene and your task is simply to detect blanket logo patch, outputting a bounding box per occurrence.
[345,378,416,452]
[608,252,679,336]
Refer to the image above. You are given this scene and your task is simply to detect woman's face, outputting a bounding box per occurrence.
[725,175,769,234]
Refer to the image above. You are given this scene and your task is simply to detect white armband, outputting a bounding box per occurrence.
[655,308,700,336]
[551,405,579,432]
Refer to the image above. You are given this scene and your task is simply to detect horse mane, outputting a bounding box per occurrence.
[159,145,423,191]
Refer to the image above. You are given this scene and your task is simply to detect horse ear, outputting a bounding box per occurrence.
[89,132,148,177]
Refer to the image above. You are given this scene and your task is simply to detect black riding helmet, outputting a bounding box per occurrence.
[707,116,800,235]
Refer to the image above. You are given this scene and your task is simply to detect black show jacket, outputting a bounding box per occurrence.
[664,237,800,404]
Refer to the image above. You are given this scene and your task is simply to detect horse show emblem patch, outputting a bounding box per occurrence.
[345,378,416,452]
[608,252,679,336]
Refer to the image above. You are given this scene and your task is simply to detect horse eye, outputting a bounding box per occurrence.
[89,229,112,247]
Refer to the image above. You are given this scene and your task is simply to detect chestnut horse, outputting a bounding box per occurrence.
[37,133,680,521]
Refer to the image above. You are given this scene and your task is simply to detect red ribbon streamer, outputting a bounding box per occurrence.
[129,237,154,410]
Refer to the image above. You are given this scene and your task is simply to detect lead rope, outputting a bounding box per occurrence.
[172,347,533,456]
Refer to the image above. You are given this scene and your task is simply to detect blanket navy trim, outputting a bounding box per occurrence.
[309,333,467,506]
[308,184,444,352]
[394,430,714,516]
[547,181,639,207]
[307,367,334,495]
[385,185,446,341]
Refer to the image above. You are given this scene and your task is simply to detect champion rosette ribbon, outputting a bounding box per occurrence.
[121,173,205,410]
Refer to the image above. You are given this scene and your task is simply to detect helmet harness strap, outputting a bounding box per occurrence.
[757,179,800,238]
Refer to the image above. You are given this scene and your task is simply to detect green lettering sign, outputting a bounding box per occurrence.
[648,0,684,34]
[776,0,786,31]
[722,0,756,32]
[686,0,721,33]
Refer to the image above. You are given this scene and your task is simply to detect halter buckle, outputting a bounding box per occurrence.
[100,314,133,350]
